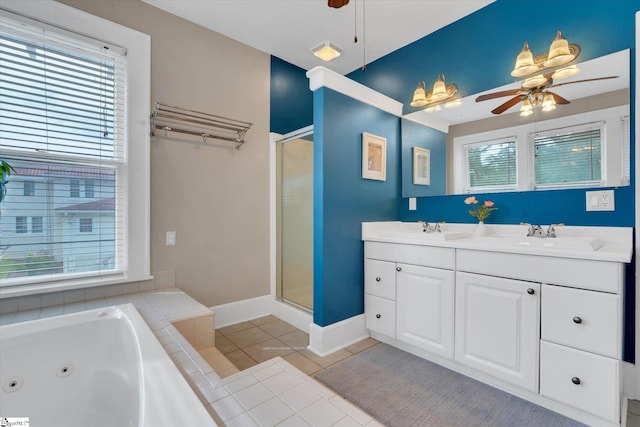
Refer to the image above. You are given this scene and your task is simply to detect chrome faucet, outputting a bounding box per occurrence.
[418,221,442,233]
[526,224,545,237]
[546,223,564,238]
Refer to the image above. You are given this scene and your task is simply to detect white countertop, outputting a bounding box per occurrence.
[362,222,633,263]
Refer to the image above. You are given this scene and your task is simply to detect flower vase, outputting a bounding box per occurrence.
[473,220,491,236]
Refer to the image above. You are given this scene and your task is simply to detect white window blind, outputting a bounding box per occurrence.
[531,122,602,188]
[0,15,127,284]
[464,138,517,192]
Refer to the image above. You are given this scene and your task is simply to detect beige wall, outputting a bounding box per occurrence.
[57,0,271,307]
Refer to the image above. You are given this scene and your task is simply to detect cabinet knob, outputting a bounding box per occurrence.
[396,266,402,272]
[571,377,581,385]
[375,277,381,282]
[527,288,535,295]
[376,314,381,319]
[572,316,582,324]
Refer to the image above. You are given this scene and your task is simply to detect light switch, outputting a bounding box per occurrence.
[166,231,176,246]
[409,197,417,211]
[585,190,615,211]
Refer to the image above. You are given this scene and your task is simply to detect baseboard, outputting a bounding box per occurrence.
[209,295,313,333]
[209,295,272,328]
[308,314,368,357]
[623,361,638,399]
[271,299,313,334]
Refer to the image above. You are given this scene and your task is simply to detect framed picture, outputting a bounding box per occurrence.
[362,132,387,181]
[413,146,430,185]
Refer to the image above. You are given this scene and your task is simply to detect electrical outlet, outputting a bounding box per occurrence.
[409,197,417,211]
[585,190,615,211]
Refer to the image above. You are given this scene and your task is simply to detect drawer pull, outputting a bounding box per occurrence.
[571,377,581,385]
[396,266,402,272]
[572,316,582,324]
[375,277,381,282]
[376,314,381,319]
[526,288,535,295]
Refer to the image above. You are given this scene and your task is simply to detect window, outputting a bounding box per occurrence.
[453,105,630,194]
[84,179,95,198]
[79,218,93,233]
[0,3,150,295]
[70,179,80,198]
[31,216,43,233]
[532,123,602,189]
[465,138,517,192]
[16,216,27,234]
[23,181,35,196]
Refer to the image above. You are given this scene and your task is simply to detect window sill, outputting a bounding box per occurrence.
[0,274,155,299]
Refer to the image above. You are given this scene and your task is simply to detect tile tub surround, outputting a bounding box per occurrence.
[0,288,383,426]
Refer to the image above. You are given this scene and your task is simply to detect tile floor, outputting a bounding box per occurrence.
[212,316,640,427]
[212,315,380,376]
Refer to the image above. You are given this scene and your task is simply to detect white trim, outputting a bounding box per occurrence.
[403,109,450,134]
[634,10,640,400]
[209,295,272,328]
[209,295,312,333]
[306,66,403,117]
[308,314,368,356]
[269,133,280,303]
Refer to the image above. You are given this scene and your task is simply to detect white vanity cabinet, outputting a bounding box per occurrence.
[364,242,455,358]
[454,271,540,392]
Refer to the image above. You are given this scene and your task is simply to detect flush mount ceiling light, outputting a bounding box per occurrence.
[312,41,342,62]
[511,29,580,78]
[410,73,458,109]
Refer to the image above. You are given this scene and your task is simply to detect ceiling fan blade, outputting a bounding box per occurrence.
[476,89,520,102]
[549,92,570,104]
[550,75,618,89]
[491,95,525,115]
[328,0,349,8]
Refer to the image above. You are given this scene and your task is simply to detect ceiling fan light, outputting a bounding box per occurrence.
[552,65,580,79]
[542,93,556,111]
[410,81,428,107]
[511,42,539,77]
[520,98,533,117]
[544,29,574,67]
[522,74,549,89]
[312,41,342,62]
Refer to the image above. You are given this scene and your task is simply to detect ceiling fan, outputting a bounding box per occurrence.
[328,0,350,8]
[475,73,619,115]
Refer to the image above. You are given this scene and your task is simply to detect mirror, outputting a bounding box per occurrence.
[401,49,630,197]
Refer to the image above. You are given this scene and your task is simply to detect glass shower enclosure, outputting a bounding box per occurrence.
[276,129,313,311]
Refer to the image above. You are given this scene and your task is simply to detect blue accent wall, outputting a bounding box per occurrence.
[269,0,637,360]
[270,56,313,134]
[401,119,446,198]
[313,88,400,327]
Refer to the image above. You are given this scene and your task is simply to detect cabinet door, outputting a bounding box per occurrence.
[396,264,454,359]
[455,272,540,392]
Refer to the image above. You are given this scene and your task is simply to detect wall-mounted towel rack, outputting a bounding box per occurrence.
[150,102,252,149]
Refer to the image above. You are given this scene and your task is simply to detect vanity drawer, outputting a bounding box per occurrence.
[365,242,454,270]
[542,284,620,358]
[540,340,620,422]
[365,295,396,338]
[365,259,396,300]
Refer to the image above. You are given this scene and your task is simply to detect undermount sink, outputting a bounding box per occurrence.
[474,235,604,251]
[379,230,471,241]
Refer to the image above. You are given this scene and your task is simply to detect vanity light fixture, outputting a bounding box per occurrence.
[511,29,580,78]
[410,73,458,109]
[312,41,342,62]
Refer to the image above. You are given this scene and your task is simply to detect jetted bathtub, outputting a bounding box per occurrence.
[0,303,216,427]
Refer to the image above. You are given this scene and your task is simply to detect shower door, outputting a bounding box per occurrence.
[276,130,313,311]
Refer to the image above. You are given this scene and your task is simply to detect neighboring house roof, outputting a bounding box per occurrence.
[14,165,115,180]
[55,198,115,211]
